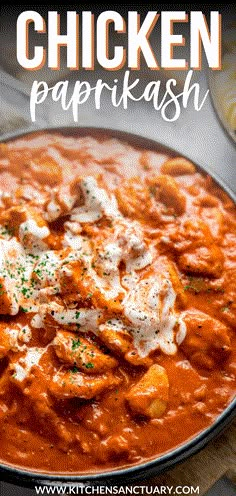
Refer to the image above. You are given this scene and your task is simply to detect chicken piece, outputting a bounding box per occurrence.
[115,178,159,223]
[45,181,79,222]
[10,347,48,385]
[178,244,224,278]
[32,395,74,446]
[2,205,42,228]
[1,205,50,243]
[70,176,120,223]
[32,249,66,289]
[0,282,15,316]
[17,365,75,446]
[99,434,130,461]
[200,207,224,240]
[0,205,51,253]
[160,157,196,176]
[98,324,152,367]
[98,323,132,356]
[18,215,50,251]
[165,219,224,278]
[180,311,232,369]
[164,218,209,252]
[1,323,30,352]
[126,364,169,418]
[48,369,121,400]
[124,349,153,368]
[14,181,49,207]
[53,330,117,374]
[139,151,168,171]
[0,324,19,358]
[0,237,25,315]
[149,175,186,215]
[29,155,62,185]
[39,303,99,334]
[60,259,123,313]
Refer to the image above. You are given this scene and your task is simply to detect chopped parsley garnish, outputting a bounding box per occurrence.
[19,306,28,313]
[71,366,79,373]
[21,287,29,296]
[85,362,94,369]
[0,225,15,237]
[72,338,81,350]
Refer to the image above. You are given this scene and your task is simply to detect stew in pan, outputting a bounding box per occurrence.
[0,131,235,473]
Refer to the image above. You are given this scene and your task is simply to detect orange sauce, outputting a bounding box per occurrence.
[0,131,235,474]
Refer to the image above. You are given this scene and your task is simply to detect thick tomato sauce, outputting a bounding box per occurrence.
[0,131,235,473]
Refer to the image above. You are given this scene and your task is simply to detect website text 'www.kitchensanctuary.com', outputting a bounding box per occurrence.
[34,485,200,495]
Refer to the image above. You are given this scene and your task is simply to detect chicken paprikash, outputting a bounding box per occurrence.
[0,131,235,473]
